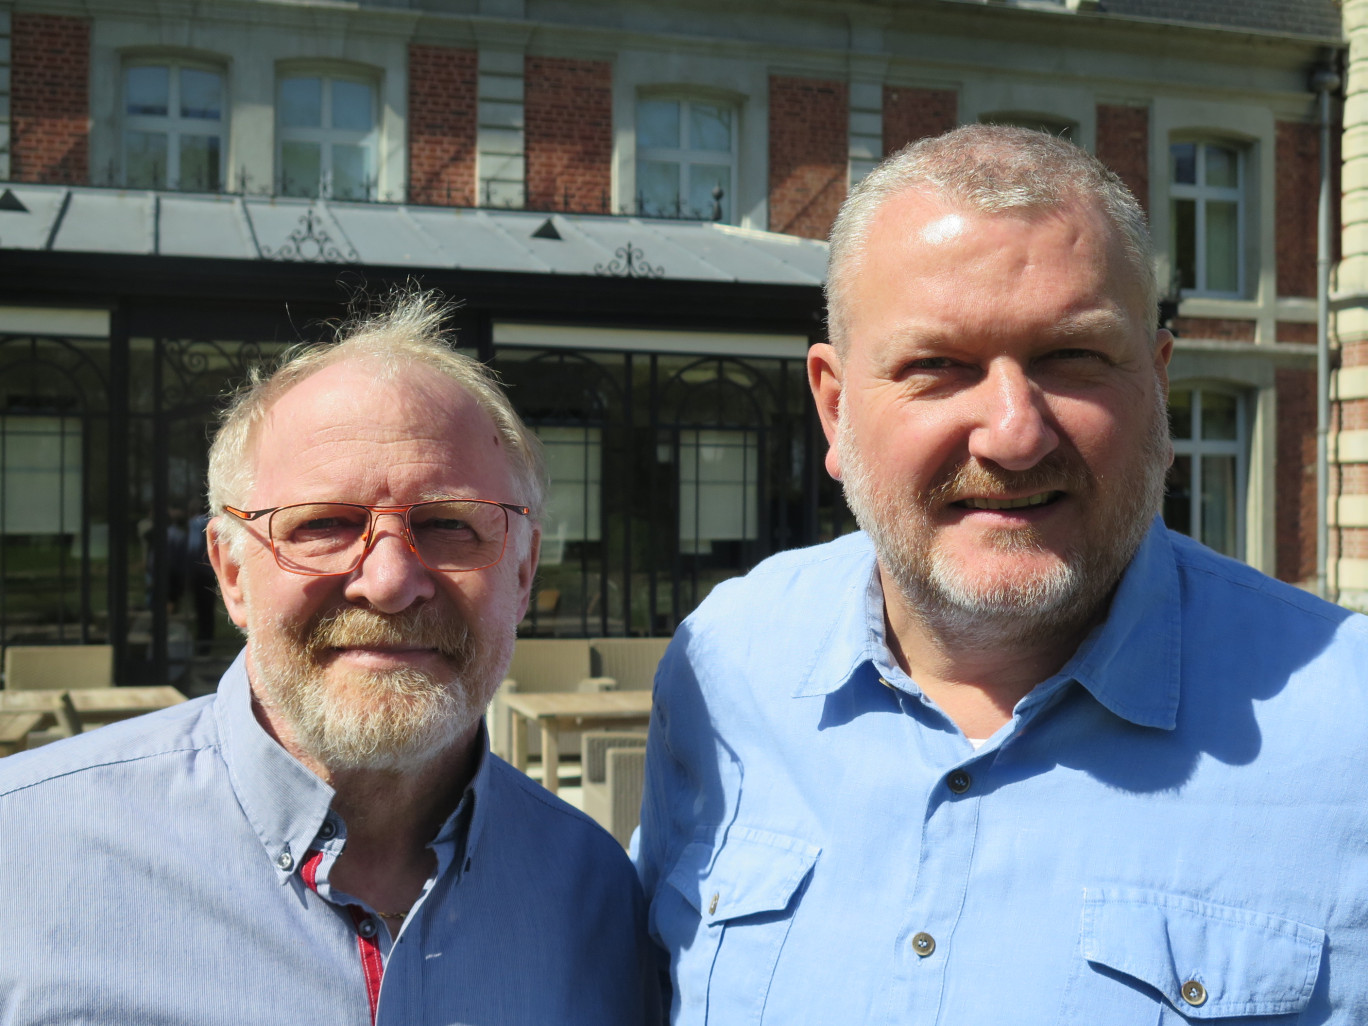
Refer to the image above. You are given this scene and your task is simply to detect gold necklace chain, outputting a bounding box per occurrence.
[374,909,409,919]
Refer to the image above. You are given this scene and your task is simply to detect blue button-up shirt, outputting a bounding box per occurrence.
[635,522,1368,1023]
[0,651,658,1025]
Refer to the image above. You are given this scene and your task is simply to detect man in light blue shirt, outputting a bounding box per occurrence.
[635,125,1368,1022]
[0,294,657,1025]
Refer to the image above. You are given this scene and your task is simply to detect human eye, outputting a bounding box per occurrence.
[412,504,483,542]
[276,505,365,551]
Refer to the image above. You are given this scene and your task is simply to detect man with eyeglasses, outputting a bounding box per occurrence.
[0,294,659,1025]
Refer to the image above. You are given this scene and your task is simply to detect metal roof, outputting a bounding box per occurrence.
[0,185,829,288]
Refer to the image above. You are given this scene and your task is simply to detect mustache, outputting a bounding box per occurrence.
[925,451,1092,506]
[304,605,473,663]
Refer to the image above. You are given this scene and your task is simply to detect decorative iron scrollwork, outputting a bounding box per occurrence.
[263,209,359,263]
[594,242,665,279]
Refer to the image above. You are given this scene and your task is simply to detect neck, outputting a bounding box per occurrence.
[250,685,479,936]
[880,565,1098,739]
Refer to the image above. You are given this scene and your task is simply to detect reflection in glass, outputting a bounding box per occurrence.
[124,131,168,189]
[639,161,680,217]
[1202,391,1239,441]
[331,144,369,200]
[1205,144,1238,188]
[679,430,758,555]
[332,79,374,131]
[1172,198,1196,291]
[179,69,222,120]
[637,99,680,150]
[1170,142,1196,185]
[1202,455,1237,557]
[1205,201,1240,293]
[689,103,732,152]
[1168,387,1193,440]
[689,164,730,221]
[280,77,322,128]
[178,135,221,192]
[1163,454,1193,539]
[280,141,321,197]
[126,66,169,116]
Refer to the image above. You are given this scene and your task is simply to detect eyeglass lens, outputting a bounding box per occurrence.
[269,501,508,574]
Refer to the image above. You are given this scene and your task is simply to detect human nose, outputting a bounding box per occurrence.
[342,511,436,612]
[965,360,1059,471]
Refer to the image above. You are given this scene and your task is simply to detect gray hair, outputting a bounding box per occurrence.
[826,124,1156,351]
[206,289,545,555]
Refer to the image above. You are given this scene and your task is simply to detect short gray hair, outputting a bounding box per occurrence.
[207,289,545,553]
[826,124,1156,352]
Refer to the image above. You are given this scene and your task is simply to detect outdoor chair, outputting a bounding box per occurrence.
[489,638,613,761]
[3,644,114,691]
[580,730,650,848]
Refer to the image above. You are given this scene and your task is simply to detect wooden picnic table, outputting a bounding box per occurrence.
[0,712,48,756]
[501,690,653,796]
[0,686,187,725]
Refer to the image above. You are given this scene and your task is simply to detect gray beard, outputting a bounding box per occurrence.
[250,603,507,774]
[836,385,1171,652]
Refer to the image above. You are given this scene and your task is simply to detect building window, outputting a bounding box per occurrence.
[536,425,602,566]
[123,63,224,191]
[678,429,758,554]
[1164,385,1246,559]
[636,98,735,221]
[277,75,377,200]
[1171,141,1244,296]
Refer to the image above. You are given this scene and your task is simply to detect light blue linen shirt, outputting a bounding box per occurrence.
[635,521,1368,1024]
[0,650,658,1026]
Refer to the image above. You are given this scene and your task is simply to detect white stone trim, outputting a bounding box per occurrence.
[477,43,526,208]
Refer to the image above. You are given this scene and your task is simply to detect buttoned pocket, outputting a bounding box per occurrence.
[654,826,820,1026]
[1062,886,1325,1024]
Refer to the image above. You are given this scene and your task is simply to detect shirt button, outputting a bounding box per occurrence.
[317,820,337,841]
[1181,980,1207,1007]
[947,771,972,794]
[912,932,936,957]
[276,849,293,871]
[358,918,378,939]
[708,892,719,915]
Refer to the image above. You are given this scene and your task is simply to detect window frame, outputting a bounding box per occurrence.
[1164,382,1249,560]
[634,95,739,223]
[1169,139,1247,299]
[120,58,227,192]
[275,71,380,201]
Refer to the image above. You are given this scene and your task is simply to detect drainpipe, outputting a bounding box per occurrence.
[1313,61,1341,601]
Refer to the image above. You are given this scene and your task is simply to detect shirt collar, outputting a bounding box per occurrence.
[214,649,335,884]
[789,520,1183,730]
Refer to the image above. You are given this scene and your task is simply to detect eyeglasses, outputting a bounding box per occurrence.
[221,499,531,577]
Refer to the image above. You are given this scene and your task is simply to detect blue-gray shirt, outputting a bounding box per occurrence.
[0,651,658,1025]
[635,521,1368,1023]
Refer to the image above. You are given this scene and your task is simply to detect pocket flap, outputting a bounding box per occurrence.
[1081,887,1325,1018]
[666,826,820,926]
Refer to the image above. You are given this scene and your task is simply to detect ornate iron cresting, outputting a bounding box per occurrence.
[594,242,665,279]
[263,209,359,263]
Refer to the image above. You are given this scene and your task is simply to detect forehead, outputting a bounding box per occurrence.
[248,357,516,505]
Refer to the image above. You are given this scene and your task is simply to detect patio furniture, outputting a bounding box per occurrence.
[489,639,612,760]
[0,712,47,757]
[500,689,653,796]
[581,730,650,848]
[0,686,186,726]
[589,637,671,692]
[3,644,114,691]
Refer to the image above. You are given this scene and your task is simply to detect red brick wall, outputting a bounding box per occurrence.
[1096,104,1149,213]
[524,56,612,214]
[1275,367,1317,583]
[408,45,477,206]
[883,86,957,155]
[1276,321,1317,344]
[11,13,89,184]
[1170,317,1256,342]
[769,77,848,240]
[1276,121,1319,299]
[1342,340,1368,368]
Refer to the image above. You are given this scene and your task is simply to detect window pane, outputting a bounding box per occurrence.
[179,68,222,120]
[331,79,373,132]
[679,429,757,554]
[639,160,680,217]
[1171,142,1196,185]
[127,66,169,117]
[1205,201,1240,293]
[689,102,732,152]
[1168,387,1193,441]
[1201,391,1239,441]
[1201,455,1238,557]
[280,140,321,197]
[280,77,322,128]
[125,130,168,188]
[688,163,730,221]
[1163,453,1193,538]
[179,135,220,192]
[1172,198,1197,291]
[330,143,369,200]
[1205,144,1239,189]
[537,426,603,547]
[638,99,680,150]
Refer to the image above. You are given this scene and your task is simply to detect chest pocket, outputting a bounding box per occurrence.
[1063,886,1325,1024]
[657,826,820,1026]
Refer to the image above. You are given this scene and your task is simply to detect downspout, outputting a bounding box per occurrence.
[1313,61,1341,601]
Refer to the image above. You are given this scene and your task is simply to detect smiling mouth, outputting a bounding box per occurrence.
[956,491,1062,511]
